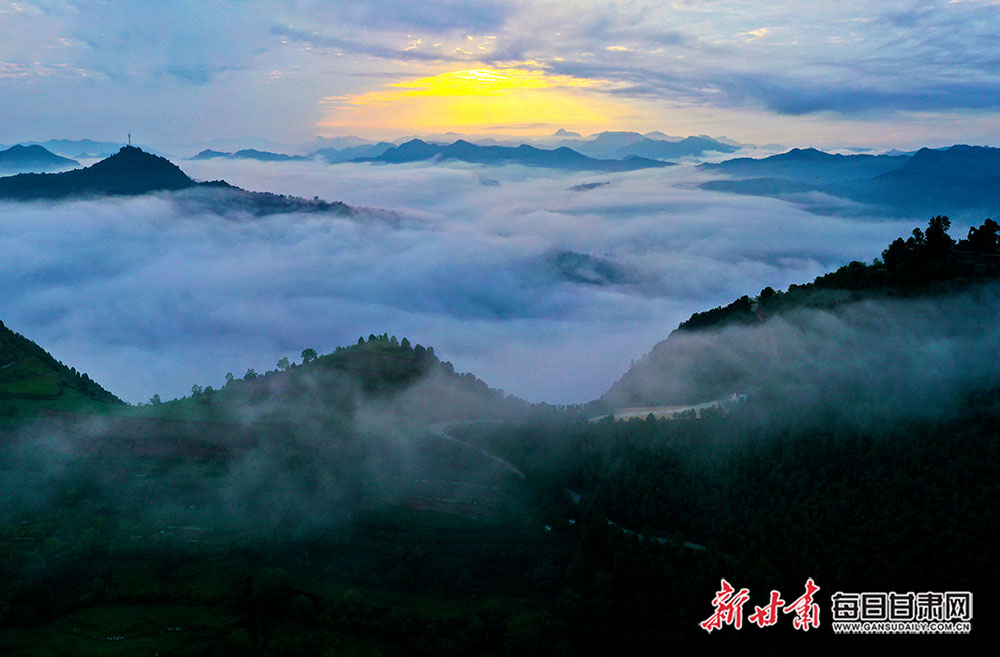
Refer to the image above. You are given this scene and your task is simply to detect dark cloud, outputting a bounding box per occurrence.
[720,74,1000,115]
[546,56,1000,116]
[270,24,463,63]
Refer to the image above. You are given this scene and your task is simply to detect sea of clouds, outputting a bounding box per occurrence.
[0,158,948,404]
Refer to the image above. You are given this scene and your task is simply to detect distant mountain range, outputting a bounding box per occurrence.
[191,148,309,162]
[179,131,743,166]
[20,139,141,159]
[354,139,672,172]
[700,144,1000,216]
[0,146,352,216]
[310,142,395,163]
[701,147,907,182]
[0,144,79,175]
[190,143,397,164]
[549,132,740,160]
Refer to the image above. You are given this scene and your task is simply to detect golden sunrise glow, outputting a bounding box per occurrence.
[319,68,629,135]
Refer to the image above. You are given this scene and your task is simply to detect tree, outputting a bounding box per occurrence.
[224,372,234,387]
[244,368,258,381]
[925,215,954,259]
[301,348,318,364]
[149,393,161,405]
[276,357,291,371]
[967,218,1000,254]
[191,384,203,396]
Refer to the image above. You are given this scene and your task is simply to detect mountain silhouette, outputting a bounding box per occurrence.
[552,132,738,160]
[23,139,123,159]
[311,142,395,163]
[700,145,1000,215]
[190,148,308,162]
[191,149,232,160]
[0,146,194,199]
[0,146,355,216]
[0,144,79,175]
[701,147,907,182]
[609,135,739,160]
[900,144,1000,179]
[356,139,671,172]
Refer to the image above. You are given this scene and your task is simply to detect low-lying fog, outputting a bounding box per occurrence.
[0,159,950,404]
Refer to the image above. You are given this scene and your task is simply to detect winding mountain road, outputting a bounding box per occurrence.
[427,421,526,480]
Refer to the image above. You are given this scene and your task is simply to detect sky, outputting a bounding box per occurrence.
[2,0,1000,149]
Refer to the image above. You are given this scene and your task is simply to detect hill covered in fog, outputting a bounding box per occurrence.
[603,215,1000,410]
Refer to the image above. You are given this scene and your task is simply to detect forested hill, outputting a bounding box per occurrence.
[145,333,529,425]
[0,145,194,199]
[0,319,122,417]
[676,215,999,333]
[602,216,1000,408]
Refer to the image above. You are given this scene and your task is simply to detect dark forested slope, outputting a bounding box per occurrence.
[603,216,1000,408]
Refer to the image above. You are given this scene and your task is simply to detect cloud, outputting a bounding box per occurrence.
[271,24,458,63]
[715,73,1000,115]
[293,0,512,34]
[3,1,1000,144]
[45,2,271,84]
[0,158,938,405]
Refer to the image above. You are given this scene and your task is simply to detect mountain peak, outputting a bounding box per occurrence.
[86,146,194,187]
[192,149,231,160]
[774,147,835,161]
[902,144,1000,178]
[356,138,670,171]
[0,145,194,199]
[0,143,80,174]
[9,144,48,155]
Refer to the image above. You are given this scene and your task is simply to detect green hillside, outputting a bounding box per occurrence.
[0,319,121,420]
